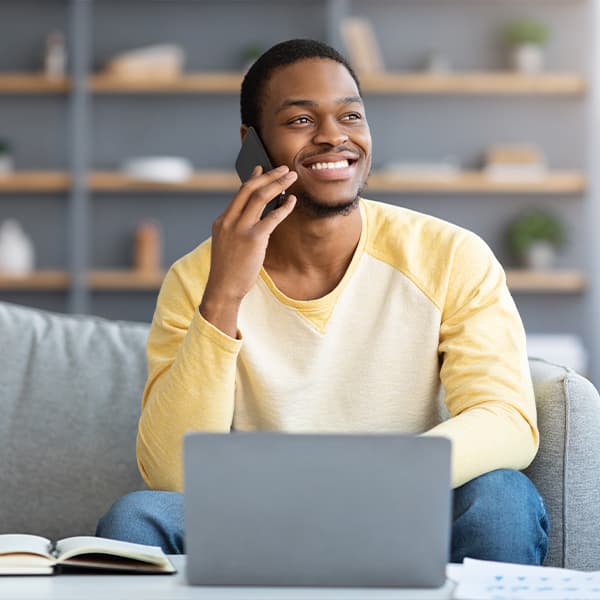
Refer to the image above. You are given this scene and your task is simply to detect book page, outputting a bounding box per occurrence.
[55,536,172,568]
[0,534,53,559]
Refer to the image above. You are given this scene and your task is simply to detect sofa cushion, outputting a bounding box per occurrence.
[525,357,600,570]
[0,301,149,540]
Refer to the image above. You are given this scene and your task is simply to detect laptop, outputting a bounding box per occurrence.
[184,432,451,588]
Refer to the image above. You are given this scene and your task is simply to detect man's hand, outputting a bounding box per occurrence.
[199,165,297,337]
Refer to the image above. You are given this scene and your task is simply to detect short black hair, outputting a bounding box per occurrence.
[240,38,361,132]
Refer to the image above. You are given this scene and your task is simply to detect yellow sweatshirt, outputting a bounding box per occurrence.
[137,199,538,492]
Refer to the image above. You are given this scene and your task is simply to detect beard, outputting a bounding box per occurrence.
[292,185,364,219]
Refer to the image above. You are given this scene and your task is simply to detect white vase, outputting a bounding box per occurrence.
[523,241,557,270]
[511,43,544,74]
[0,219,35,275]
[0,153,14,174]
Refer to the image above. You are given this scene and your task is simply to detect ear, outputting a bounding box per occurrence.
[240,125,248,142]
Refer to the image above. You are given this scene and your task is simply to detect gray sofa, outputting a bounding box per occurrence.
[1,300,599,569]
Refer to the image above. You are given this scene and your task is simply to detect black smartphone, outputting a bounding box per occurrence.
[235,126,282,218]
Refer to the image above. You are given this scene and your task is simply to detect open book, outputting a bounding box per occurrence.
[0,535,176,575]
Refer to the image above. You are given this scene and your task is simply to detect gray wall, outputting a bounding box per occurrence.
[0,0,593,376]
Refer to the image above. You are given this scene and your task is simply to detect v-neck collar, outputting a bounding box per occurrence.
[259,200,368,324]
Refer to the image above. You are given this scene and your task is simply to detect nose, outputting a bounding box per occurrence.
[312,117,349,147]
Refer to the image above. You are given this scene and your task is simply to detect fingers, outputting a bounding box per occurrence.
[254,194,297,236]
[241,170,298,224]
[226,165,291,219]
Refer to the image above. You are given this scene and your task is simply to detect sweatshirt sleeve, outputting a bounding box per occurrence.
[136,248,243,491]
[424,231,539,488]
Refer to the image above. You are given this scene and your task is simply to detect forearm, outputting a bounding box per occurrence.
[137,310,241,491]
[425,401,538,488]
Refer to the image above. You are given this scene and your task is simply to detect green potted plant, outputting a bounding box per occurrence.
[503,18,550,73]
[507,209,566,270]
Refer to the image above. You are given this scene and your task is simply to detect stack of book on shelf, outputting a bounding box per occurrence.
[484,145,547,181]
[102,44,185,80]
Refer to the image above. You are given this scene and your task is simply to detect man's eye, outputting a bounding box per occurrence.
[343,113,362,121]
[289,116,311,125]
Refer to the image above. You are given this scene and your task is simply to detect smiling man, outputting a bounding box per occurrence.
[97,39,549,565]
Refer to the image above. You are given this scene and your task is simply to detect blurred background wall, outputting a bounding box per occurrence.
[0,0,596,382]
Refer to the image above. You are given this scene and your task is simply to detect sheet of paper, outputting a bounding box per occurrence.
[454,558,600,600]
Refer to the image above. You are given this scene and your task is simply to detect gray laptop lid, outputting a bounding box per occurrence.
[184,433,451,588]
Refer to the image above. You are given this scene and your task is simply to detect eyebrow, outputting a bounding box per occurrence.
[275,95,363,113]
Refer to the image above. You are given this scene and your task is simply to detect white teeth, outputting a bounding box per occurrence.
[310,160,350,170]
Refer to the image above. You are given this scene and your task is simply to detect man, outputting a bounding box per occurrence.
[97,39,549,564]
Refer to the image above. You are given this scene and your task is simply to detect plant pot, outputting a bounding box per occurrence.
[0,153,14,174]
[511,43,544,74]
[522,241,557,270]
[0,219,34,275]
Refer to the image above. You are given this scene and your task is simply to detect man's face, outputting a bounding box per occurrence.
[257,58,372,217]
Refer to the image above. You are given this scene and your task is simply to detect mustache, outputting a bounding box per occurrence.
[300,145,360,161]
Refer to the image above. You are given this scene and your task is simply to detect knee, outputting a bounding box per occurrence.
[97,491,145,536]
[96,490,183,538]
[452,469,549,564]
[456,469,547,526]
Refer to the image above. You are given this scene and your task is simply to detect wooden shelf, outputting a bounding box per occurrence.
[0,171,70,193]
[88,169,585,195]
[366,170,586,194]
[0,73,69,94]
[359,72,586,95]
[88,270,164,290]
[1,268,583,294]
[0,270,164,291]
[0,271,69,290]
[506,269,586,293]
[0,71,584,97]
[0,170,585,195]
[88,170,238,192]
[88,71,585,96]
[89,72,242,93]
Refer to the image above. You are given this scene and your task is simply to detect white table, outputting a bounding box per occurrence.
[0,557,460,599]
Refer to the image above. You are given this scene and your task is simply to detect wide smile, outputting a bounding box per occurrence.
[300,154,360,182]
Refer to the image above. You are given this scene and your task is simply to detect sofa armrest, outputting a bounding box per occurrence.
[524,357,600,570]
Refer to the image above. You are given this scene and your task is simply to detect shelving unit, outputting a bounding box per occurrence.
[0,0,593,376]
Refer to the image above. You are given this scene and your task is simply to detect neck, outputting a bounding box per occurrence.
[263,201,362,300]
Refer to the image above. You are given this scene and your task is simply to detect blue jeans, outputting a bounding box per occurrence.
[452,469,548,564]
[96,469,549,564]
